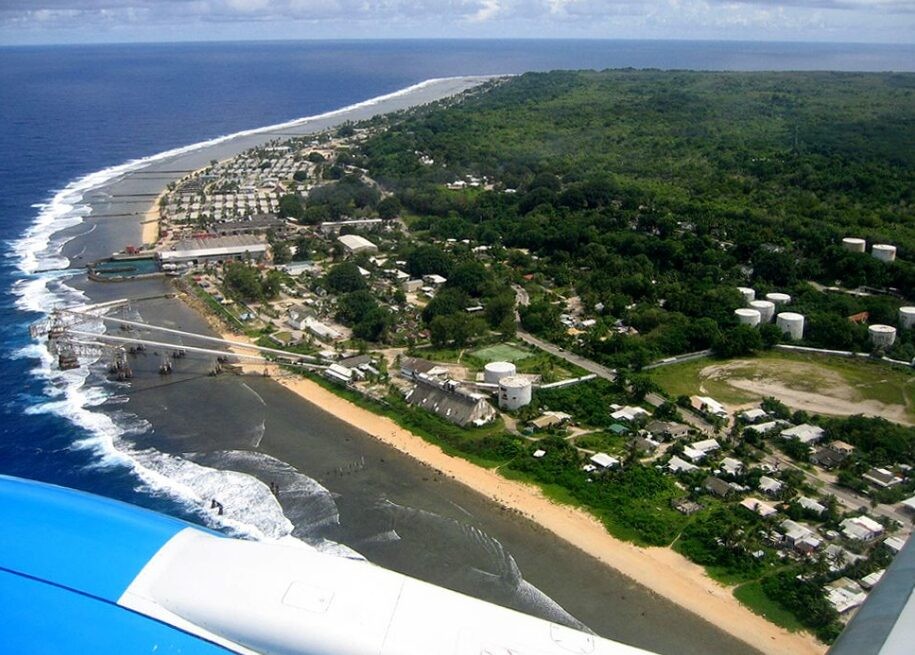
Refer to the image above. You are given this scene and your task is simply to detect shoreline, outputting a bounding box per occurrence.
[30,75,815,654]
[219,331,824,655]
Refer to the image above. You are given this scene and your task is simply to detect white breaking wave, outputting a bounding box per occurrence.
[8,77,477,547]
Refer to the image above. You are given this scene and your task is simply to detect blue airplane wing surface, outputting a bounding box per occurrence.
[0,474,193,601]
[0,569,232,655]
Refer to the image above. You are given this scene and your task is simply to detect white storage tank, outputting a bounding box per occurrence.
[484,361,516,384]
[842,237,866,253]
[776,312,805,340]
[734,308,761,327]
[869,324,897,348]
[765,292,791,306]
[899,307,915,330]
[872,244,897,262]
[749,300,776,323]
[737,287,756,304]
[498,376,533,410]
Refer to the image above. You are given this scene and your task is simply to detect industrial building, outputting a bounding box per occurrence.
[337,234,378,255]
[157,235,268,265]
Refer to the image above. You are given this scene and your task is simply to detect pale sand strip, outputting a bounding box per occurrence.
[141,190,164,246]
[215,330,824,655]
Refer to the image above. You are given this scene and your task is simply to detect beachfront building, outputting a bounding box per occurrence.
[824,578,867,614]
[157,235,268,266]
[337,234,378,255]
[404,378,496,427]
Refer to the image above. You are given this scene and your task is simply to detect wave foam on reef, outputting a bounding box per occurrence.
[8,78,476,548]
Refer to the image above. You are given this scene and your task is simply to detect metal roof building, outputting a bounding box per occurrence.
[158,234,268,264]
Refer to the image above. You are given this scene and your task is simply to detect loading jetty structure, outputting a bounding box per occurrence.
[30,299,331,374]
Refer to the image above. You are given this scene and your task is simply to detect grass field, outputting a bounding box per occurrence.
[471,343,532,362]
[649,350,915,424]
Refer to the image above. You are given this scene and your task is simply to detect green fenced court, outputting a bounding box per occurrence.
[471,343,531,363]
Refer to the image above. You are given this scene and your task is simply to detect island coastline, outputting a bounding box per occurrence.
[32,75,822,655]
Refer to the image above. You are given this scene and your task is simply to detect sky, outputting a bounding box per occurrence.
[0,0,913,46]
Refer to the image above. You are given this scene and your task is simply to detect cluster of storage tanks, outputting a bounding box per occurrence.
[735,287,804,340]
[842,237,897,262]
[484,361,533,410]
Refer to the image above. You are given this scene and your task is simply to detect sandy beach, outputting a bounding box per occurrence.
[220,332,824,655]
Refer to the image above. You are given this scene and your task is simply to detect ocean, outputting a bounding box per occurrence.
[1,39,913,653]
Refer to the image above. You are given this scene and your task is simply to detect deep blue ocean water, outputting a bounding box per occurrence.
[2,39,914,520]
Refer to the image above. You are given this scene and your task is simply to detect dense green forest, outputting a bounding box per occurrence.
[359,71,915,367]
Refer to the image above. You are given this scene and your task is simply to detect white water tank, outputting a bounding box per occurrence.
[499,376,532,410]
[737,287,756,303]
[776,312,805,340]
[842,237,866,253]
[869,324,897,348]
[484,361,516,384]
[899,307,915,330]
[735,308,761,327]
[872,244,897,262]
[749,300,776,323]
[765,292,791,306]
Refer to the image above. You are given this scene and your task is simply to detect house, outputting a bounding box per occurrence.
[404,379,497,427]
[682,446,708,463]
[673,499,703,515]
[758,476,784,496]
[811,446,847,470]
[422,274,448,286]
[719,457,744,477]
[824,544,866,572]
[667,456,699,474]
[797,496,827,516]
[607,423,630,436]
[610,405,650,422]
[739,408,768,424]
[634,436,661,453]
[859,569,885,590]
[884,536,907,554]
[780,423,825,445]
[690,395,728,419]
[862,467,903,489]
[824,578,867,614]
[590,452,620,470]
[400,357,449,380]
[740,497,778,517]
[646,420,689,440]
[779,519,822,553]
[829,440,856,456]
[402,279,424,293]
[745,420,787,436]
[841,515,884,542]
[286,304,315,330]
[703,476,735,498]
[337,234,378,255]
[529,411,573,431]
[692,438,721,455]
[532,449,546,459]
[903,495,915,513]
[303,318,342,341]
